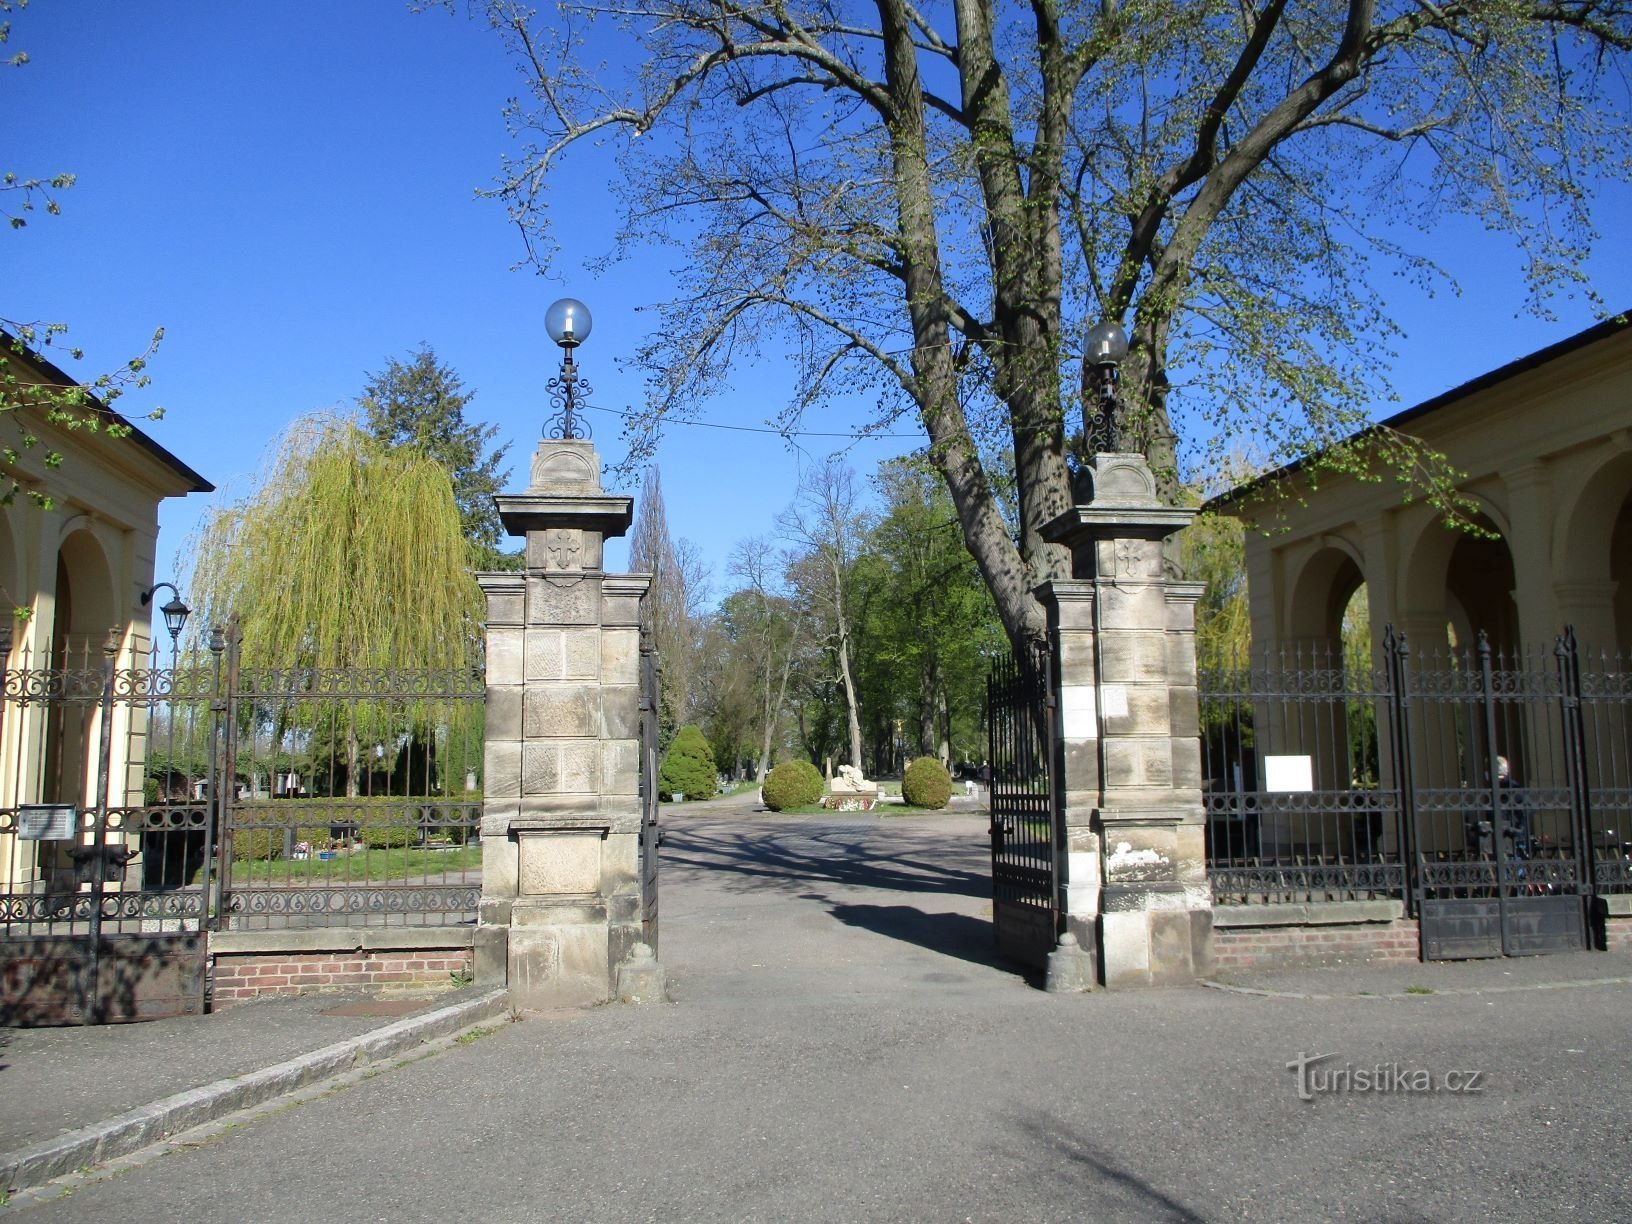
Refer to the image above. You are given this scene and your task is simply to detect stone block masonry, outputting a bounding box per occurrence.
[476,436,658,1009]
[1038,453,1212,989]
[1604,917,1632,954]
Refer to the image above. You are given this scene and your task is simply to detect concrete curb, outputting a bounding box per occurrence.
[0,987,510,1195]
[1199,975,1632,1001]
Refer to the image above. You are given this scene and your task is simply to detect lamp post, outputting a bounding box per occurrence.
[544,298,594,440]
[1083,318,1130,455]
[140,582,192,659]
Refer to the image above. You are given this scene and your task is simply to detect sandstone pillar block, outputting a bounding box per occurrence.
[476,438,656,1009]
[1040,452,1214,989]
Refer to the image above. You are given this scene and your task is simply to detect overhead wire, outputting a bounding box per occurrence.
[578,401,920,441]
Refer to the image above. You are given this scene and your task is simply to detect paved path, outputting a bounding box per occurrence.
[5,797,1632,1221]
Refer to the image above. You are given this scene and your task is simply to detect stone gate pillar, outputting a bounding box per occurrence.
[474,438,655,1008]
[1041,453,1213,988]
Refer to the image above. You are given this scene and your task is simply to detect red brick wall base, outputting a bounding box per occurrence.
[211,949,473,1008]
[1212,920,1422,971]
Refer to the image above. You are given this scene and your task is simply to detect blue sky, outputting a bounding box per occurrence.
[6,1,1629,608]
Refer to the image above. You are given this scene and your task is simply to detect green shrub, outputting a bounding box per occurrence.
[659,725,718,800]
[231,827,282,862]
[762,760,824,811]
[230,803,427,860]
[902,757,952,809]
[358,809,420,849]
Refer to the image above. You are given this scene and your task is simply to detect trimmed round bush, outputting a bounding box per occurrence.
[902,757,952,809]
[761,760,824,811]
[660,724,718,800]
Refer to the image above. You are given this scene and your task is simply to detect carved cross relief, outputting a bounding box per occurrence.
[542,528,585,588]
[1114,540,1163,589]
[545,529,582,570]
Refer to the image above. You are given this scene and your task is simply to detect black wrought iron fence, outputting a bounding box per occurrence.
[1202,625,1628,932]
[987,644,1059,949]
[1572,639,1632,897]
[216,634,485,931]
[1,625,487,940]
[1200,634,1407,905]
[1,631,223,940]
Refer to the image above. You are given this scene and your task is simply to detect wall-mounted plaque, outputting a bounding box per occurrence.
[17,804,77,840]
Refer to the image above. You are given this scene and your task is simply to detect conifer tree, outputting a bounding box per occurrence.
[359,346,516,570]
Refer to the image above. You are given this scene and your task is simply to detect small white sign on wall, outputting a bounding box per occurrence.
[1264,755,1314,793]
[17,804,76,840]
[1060,684,1097,739]
[1100,684,1129,718]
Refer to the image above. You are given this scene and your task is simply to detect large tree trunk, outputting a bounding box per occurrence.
[918,658,936,758]
[938,682,952,768]
[836,625,864,771]
[755,618,798,783]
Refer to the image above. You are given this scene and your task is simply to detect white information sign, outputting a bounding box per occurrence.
[1263,755,1314,793]
[17,804,76,840]
[1060,684,1097,739]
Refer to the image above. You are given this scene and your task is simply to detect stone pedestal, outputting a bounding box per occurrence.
[1041,453,1214,988]
[476,439,654,1008]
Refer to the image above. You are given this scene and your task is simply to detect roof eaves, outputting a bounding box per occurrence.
[1205,310,1631,515]
[2,330,215,495]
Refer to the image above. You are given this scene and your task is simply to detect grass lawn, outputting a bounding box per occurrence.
[231,843,481,884]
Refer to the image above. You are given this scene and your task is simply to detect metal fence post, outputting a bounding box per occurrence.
[1556,626,1596,900]
[1383,626,1418,914]
[1475,632,1513,953]
[201,626,228,931]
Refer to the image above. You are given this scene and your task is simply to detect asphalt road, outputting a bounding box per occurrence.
[9,799,1632,1222]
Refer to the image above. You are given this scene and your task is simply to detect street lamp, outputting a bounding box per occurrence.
[1083,318,1129,454]
[140,582,192,649]
[544,298,594,440]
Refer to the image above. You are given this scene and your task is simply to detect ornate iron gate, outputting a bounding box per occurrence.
[1201,633,1409,907]
[638,629,661,952]
[1200,626,1602,961]
[214,625,483,931]
[986,643,1060,967]
[1,629,220,1024]
[1407,632,1590,959]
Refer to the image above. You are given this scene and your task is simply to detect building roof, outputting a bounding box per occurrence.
[1,331,214,495]
[1206,310,1630,513]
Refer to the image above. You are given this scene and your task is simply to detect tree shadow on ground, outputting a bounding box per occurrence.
[1010,1111,1205,1221]
[824,901,1026,976]
[660,822,990,900]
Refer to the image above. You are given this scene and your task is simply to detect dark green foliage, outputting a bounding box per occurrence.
[358,345,517,569]
[659,724,717,800]
[901,757,952,809]
[229,802,427,860]
[853,459,1005,772]
[230,826,282,862]
[761,759,824,811]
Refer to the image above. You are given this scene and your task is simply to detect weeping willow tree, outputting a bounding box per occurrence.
[188,415,484,798]
[190,414,480,667]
